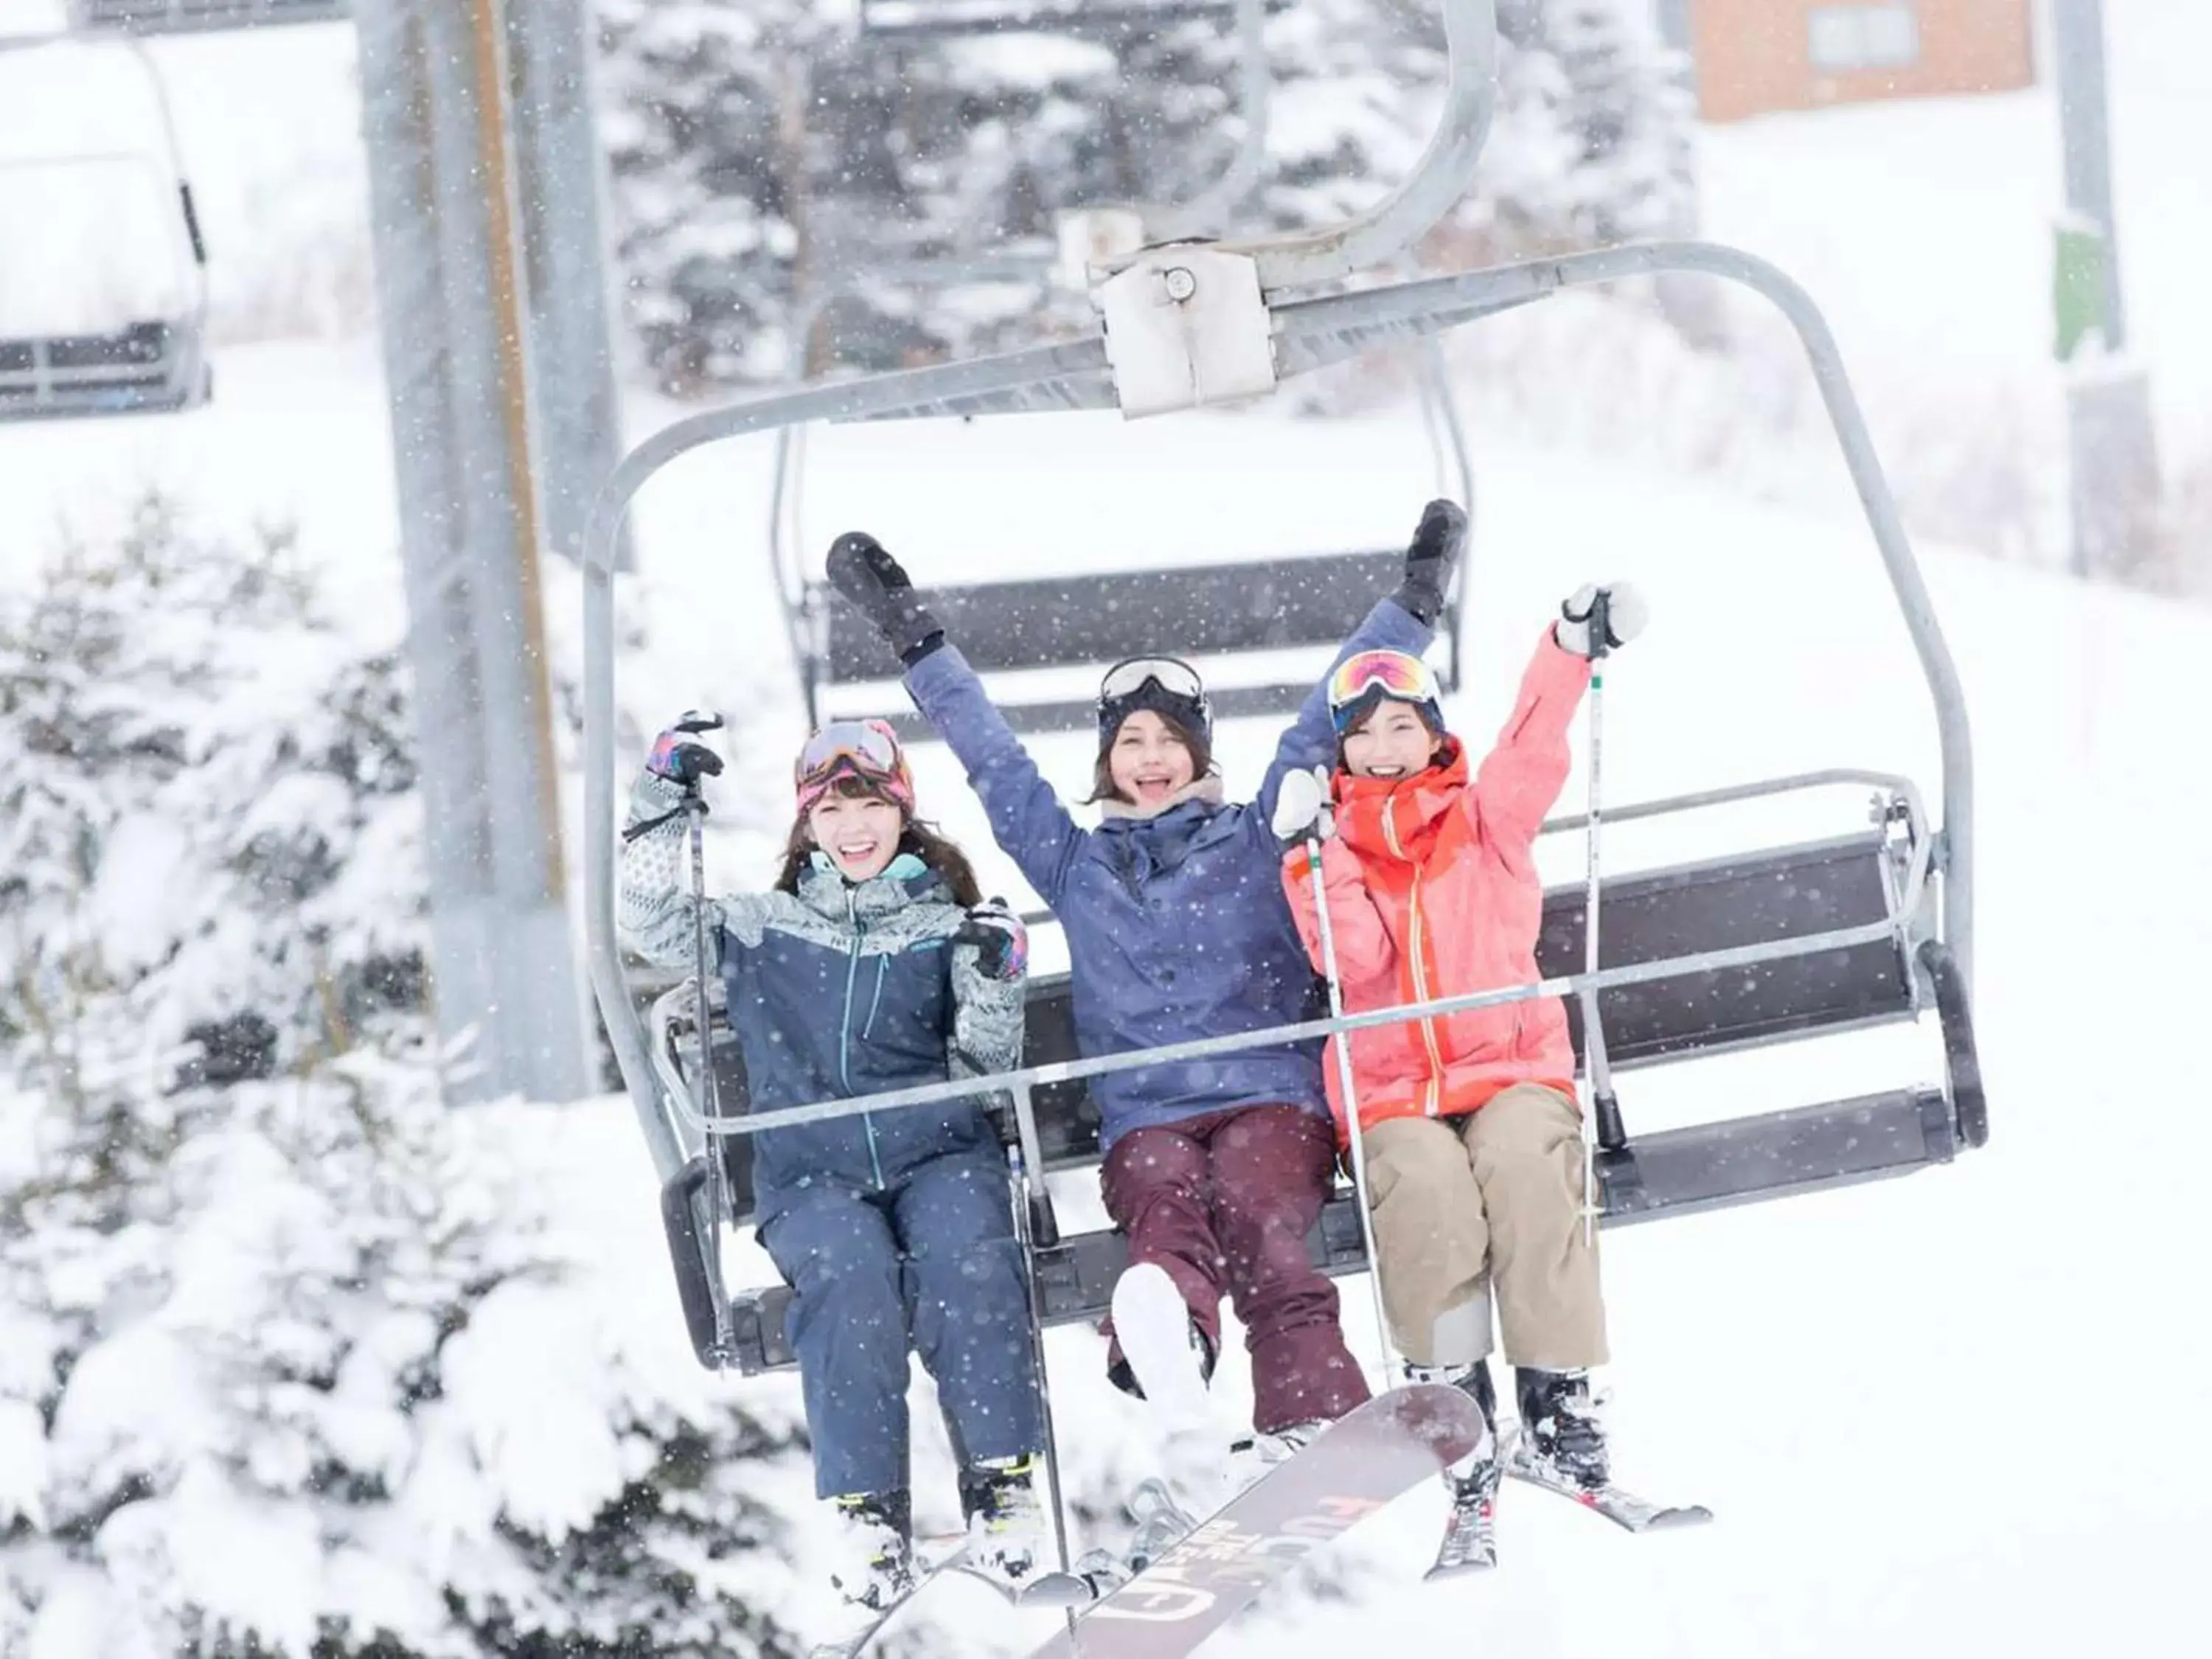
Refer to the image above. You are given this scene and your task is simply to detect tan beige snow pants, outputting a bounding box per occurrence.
[1360,1083,1609,1371]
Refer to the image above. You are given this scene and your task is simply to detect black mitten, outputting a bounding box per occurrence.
[826,532,945,664]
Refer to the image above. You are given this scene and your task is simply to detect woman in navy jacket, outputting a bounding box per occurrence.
[825,501,1466,1455]
[619,717,1040,1626]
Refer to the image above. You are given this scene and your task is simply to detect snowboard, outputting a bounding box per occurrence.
[1019,1383,1486,1659]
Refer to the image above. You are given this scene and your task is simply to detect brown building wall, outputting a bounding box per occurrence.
[1692,0,2037,123]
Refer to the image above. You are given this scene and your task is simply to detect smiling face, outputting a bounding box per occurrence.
[1105,709,1198,807]
[806,787,905,881]
[1341,700,1443,780]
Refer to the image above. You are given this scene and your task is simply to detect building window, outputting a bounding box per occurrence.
[1807,4,1922,73]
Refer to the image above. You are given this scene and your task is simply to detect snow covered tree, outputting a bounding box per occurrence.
[0,501,813,1658]
[597,0,1697,394]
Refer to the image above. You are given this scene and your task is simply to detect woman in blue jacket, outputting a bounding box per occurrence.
[619,717,1041,1627]
[824,501,1466,1459]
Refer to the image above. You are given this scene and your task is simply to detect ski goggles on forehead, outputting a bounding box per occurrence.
[1099,655,1204,705]
[1326,649,1441,713]
[794,719,914,811]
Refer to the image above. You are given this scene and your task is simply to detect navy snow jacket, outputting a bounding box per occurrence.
[902,595,1433,1150]
[618,782,1026,1225]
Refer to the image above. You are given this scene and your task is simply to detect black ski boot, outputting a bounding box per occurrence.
[1515,1367,1609,1489]
[1410,1359,1501,1578]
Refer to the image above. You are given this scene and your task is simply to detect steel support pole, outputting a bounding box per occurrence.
[2052,0,2161,584]
[505,0,632,570]
[357,0,588,1103]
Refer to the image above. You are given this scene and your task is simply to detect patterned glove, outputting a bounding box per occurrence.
[954,898,1029,982]
[645,711,725,790]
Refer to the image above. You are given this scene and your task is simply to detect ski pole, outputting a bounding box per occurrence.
[1304,823,1399,1382]
[1576,593,1624,1248]
[678,714,737,1356]
[1006,1138,1077,1636]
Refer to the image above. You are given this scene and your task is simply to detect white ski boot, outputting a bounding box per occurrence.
[1110,1262,1231,1520]
[815,1490,915,1652]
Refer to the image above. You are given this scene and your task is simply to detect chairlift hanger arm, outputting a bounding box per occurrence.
[1226,0,1497,296]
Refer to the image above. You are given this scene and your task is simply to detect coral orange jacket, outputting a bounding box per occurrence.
[1283,628,1590,1144]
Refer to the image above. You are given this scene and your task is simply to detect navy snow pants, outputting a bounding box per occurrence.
[759,1151,1044,1499]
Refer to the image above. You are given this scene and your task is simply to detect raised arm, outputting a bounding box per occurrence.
[1257,498,1465,821]
[616,770,775,966]
[1471,584,1649,849]
[827,532,1086,905]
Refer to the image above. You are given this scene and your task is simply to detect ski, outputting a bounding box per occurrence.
[810,1543,1102,1659]
[1019,1383,1487,1659]
[950,1560,1101,1610]
[1501,1441,1714,1534]
[1424,1444,1504,1579]
[806,1554,955,1659]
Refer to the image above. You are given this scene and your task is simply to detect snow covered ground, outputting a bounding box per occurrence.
[4,4,2211,1655]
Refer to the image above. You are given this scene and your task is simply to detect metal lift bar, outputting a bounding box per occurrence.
[859,0,1268,45]
[643,768,1935,1146]
[0,32,210,422]
[584,0,1973,1187]
[69,1,350,33]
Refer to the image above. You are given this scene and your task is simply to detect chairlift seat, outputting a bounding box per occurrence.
[0,319,209,422]
[652,810,1983,1374]
[810,547,1463,740]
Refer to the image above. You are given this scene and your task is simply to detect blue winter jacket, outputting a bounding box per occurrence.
[903,595,1433,1150]
[618,785,1027,1225]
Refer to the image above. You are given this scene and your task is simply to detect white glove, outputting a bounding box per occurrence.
[1271,765,1334,844]
[1555,582,1650,657]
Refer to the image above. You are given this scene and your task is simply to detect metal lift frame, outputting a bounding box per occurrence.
[0,31,211,422]
[69,1,350,34]
[582,0,1977,1362]
[771,0,1479,737]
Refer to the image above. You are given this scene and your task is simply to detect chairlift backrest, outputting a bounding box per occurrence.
[810,546,1465,740]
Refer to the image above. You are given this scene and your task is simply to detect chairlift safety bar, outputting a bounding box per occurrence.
[642,785,1932,1147]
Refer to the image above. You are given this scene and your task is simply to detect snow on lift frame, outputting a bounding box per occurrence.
[857,0,1290,46]
[772,0,1478,740]
[0,30,211,422]
[67,1,352,34]
[581,0,1986,1385]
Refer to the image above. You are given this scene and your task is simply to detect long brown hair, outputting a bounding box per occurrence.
[776,773,984,906]
[1084,708,1216,806]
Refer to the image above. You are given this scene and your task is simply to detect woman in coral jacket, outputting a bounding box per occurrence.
[1273,584,1649,1506]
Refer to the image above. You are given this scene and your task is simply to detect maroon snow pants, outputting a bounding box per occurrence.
[1099,1102,1371,1433]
